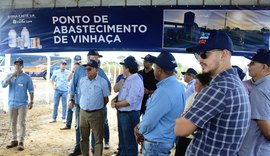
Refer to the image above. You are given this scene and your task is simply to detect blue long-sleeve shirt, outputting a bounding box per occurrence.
[2,72,34,108]
[70,65,110,104]
[139,75,185,143]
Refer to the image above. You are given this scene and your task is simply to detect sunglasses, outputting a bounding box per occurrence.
[194,52,208,59]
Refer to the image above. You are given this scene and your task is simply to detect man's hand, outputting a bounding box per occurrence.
[68,100,75,108]
[12,70,19,77]
[28,101,33,110]
[144,88,149,95]
[111,99,117,108]
[134,124,144,145]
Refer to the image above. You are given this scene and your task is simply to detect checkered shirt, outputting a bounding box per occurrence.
[184,68,251,156]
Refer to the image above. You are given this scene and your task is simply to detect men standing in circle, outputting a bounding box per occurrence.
[50,60,70,123]
[61,55,82,130]
[111,56,144,156]
[69,50,111,156]
[79,60,110,156]
[181,68,197,99]
[174,30,251,156]
[2,57,34,151]
[134,52,185,156]
[138,54,158,116]
[239,51,270,156]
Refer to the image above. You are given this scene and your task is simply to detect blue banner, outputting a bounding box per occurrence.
[0,6,270,56]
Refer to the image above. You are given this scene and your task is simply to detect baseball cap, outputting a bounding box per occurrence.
[154,52,177,72]
[187,30,234,53]
[74,55,82,63]
[87,50,103,58]
[120,56,138,69]
[14,57,23,65]
[181,68,198,76]
[245,50,270,66]
[82,59,98,68]
[141,54,156,63]
[232,65,246,80]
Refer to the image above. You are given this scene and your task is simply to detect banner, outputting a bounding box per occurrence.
[0,6,270,56]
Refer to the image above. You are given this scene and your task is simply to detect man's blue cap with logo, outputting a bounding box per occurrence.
[61,60,67,64]
[14,57,23,65]
[87,50,103,58]
[245,49,270,66]
[141,54,156,63]
[187,30,234,53]
[83,59,98,68]
[120,56,138,69]
[74,55,82,63]
[154,52,177,72]
[181,68,197,76]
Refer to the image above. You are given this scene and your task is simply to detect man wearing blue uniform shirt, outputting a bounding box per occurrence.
[50,60,71,123]
[111,56,144,156]
[68,50,111,156]
[239,51,270,156]
[134,52,185,156]
[79,60,110,156]
[181,68,197,99]
[61,55,82,130]
[175,30,251,156]
[2,57,34,151]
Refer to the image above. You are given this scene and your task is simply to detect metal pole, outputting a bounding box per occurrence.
[32,0,35,8]
[11,0,15,8]
[3,54,11,112]
[45,55,51,104]
[54,0,56,7]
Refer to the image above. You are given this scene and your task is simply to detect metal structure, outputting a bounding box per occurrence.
[0,0,269,9]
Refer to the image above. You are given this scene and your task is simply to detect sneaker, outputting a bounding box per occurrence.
[17,142,24,151]
[49,119,56,123]
[6,141,18,149]
[69,148,82,156]
[60,126,71,130]
[104,143,110,149]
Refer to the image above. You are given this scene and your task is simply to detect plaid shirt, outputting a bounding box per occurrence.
[184,68,251,156]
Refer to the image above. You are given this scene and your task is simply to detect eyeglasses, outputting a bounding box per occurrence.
[194,52,208,59]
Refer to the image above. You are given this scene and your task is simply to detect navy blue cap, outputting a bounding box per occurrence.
[61,60,67,64]
[232,66,246,80]
[154,52,177,72]
[181,68,198,76]
[74,55,82,62]
[83,59,98,68]
[187,30,234,53]
[141,54,156,63]
[245,50,270,66]
[120,56,138,69]
[87,50,103,58]
[14,57,23,65]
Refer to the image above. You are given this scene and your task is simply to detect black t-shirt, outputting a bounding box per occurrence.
[138,68,158,92]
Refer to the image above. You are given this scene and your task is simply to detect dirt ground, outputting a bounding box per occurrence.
[0,78,175,156]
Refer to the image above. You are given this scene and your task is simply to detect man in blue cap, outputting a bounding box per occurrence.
[68,50,111,156]
[138,54,158,116]
[239,50,270,156]
[50,60,71,123]
[61,55,82,130]
[134,52,186,156]
[181,68,197,99]
[111,56,144,156]
[79,59,110,156]
[2,57,34,151]
[174,30,251,156]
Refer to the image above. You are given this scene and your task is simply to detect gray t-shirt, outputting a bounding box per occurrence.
[239,75,270,156]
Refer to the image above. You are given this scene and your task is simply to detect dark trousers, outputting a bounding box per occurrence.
[118,110,140,156]
[174,137,192,156]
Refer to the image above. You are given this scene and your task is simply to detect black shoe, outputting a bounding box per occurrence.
[69,148,82,156]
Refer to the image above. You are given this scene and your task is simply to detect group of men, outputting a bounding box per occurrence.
[2,29,270,156]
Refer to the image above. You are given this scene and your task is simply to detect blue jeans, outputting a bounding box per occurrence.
[74,105,81,150]
[91,106,110,153]
[52,90,68,120]
[142,140,174,156]
[66,107,73,128]
[118,110,140,156]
